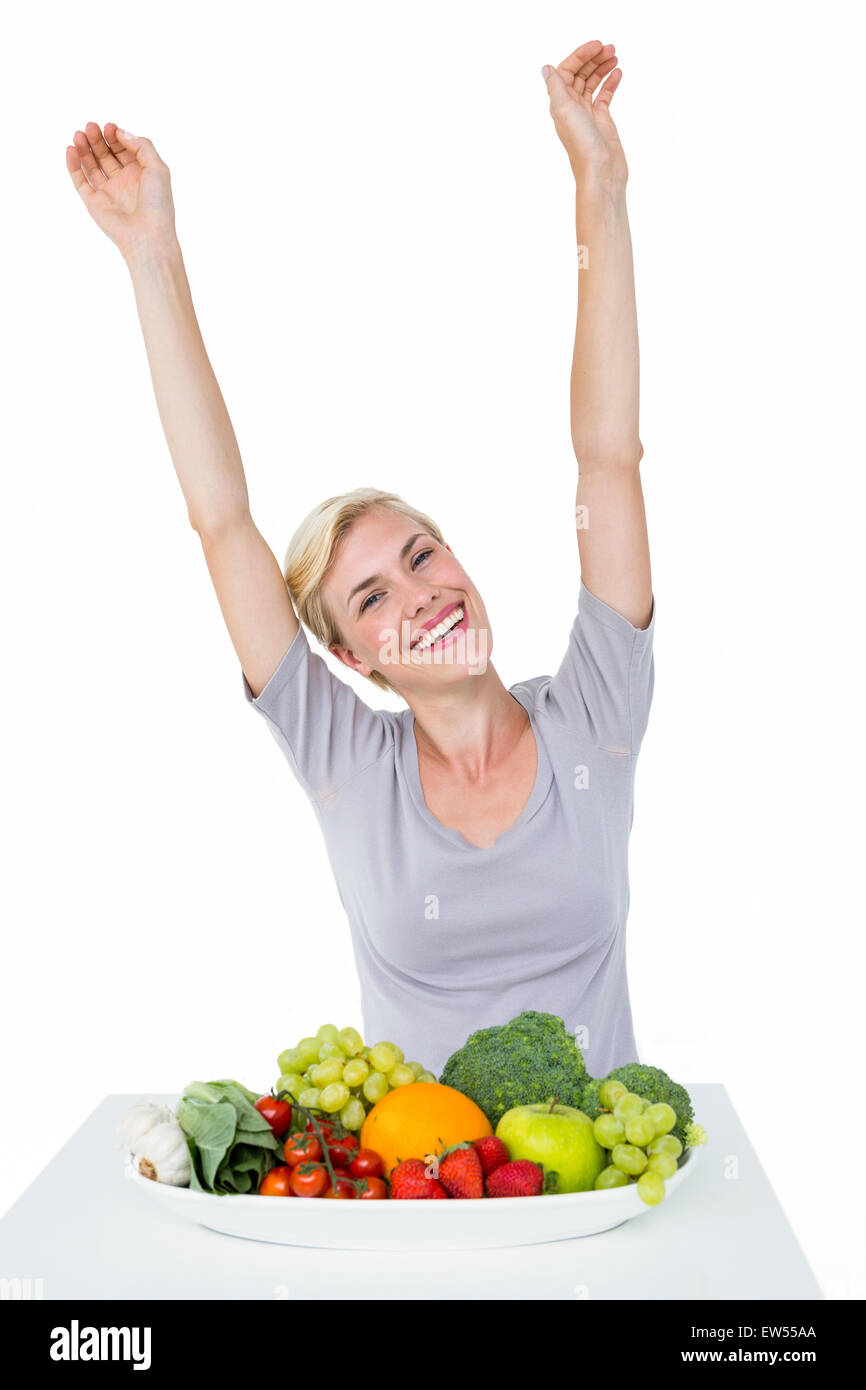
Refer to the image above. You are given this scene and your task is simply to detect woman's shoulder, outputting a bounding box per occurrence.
[508,673,553,711]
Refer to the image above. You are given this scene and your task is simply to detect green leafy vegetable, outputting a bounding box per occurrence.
[176,1079,282,1195]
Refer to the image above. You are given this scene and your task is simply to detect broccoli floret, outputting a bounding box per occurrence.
[439,1010,588,1129]
[579,1063,695,1146]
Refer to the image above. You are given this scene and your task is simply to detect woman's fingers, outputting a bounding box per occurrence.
[65,144,96,202]
[67,122,141,192]
[557,39,606,78]
[83,121,123,177]
[577,42,616,83]
[584,53,619,98]
[71,129,107,188]
[105,126,167,172]
[541,41,622,134]
[593,68,623,110]
[103,122,139,168]
[556,41,618,103]
[64,119,163,195]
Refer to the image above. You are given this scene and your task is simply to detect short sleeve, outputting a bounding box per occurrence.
[541,579,656,754]
[242,624,394,803]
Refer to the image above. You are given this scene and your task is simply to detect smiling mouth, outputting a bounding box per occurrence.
[410,603,466,651]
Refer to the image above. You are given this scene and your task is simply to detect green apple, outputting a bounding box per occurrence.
[495,1101,606,1193]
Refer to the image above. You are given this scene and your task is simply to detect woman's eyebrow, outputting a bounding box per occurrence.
[346,533,426,609]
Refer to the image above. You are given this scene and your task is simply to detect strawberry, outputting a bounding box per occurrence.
[471,1135,510,1177]
[484,1159,545,1198]
[389,1159,449,1200]
[438,1143,484,1199]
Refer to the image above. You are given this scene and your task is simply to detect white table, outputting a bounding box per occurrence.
[0,1085,822,1300]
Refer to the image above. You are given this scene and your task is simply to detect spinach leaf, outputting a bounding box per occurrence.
[176,1079,282,1196]
[215,1143,272,1194]
[210,1078,261,1108]
[184,1135,205,1194]
[176,1095,237,1190]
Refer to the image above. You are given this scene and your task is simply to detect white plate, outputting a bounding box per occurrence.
[125,1147,699,1250]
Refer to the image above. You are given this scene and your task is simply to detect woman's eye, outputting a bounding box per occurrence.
[360,551,431,613]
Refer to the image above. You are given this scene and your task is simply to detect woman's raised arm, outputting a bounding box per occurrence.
[541,43,653,631]
[66,122,299,697]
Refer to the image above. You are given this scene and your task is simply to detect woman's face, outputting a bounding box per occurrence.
[322,507,491,691]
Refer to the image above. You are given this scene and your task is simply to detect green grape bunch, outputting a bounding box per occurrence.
[590,1079,704,1206]
[274,1024,437,1132]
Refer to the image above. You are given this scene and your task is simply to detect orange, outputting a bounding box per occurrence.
[360,1082,492,1177]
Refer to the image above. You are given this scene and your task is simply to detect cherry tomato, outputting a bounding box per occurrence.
[355,1176,388,1200]
[335,1133,360,1156]
[327,1141,357,1169]
[289,1163,328,1199]
[323,1175,356,1199]
[284,1133,321,1167]
[305,1118,337,1141]
[255,1095,293,1137]
[349,1148,384,1179]
[259,1165,294,1197]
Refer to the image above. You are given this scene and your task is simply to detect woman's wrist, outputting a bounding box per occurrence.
[573,164,627,209]
[122,232,184,278]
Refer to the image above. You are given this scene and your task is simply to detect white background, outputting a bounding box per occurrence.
[2,1,864,1300]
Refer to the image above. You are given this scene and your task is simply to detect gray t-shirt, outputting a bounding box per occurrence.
[242,579,655,1080]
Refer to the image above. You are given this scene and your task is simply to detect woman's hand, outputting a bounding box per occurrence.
[65,122,177,263]
[541,41,628,193]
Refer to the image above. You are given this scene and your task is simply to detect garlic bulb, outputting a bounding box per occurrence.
[133,1120,191,1186]
[117,1099,174,1152]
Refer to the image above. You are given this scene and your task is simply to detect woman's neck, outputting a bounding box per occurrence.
[406,663,531,780]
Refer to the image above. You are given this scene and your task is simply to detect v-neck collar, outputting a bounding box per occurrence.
[399,689,554,853]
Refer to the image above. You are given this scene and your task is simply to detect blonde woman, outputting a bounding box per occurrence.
[66,39,654,1078]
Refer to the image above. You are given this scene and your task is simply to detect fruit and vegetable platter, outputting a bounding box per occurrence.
[120,1012,707,1250]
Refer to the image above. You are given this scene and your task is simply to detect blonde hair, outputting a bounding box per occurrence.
[283,487,446,694]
